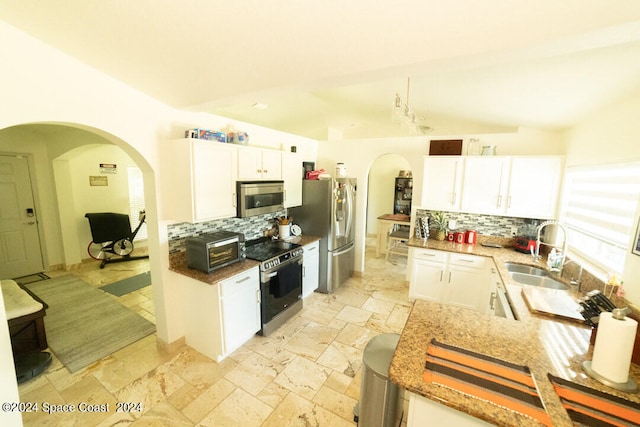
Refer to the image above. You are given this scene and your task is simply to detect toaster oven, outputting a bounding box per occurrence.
[186,231,245,273]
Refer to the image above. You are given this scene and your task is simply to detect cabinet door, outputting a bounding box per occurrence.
[505,157,563,219]
[261,149,282,180]
[422,156,463,211]
[409,258,445,301]
[237,146,263,180]
[192,141,237,221]
[461,157,510,215]
[443,265,487,312]
[408,393,492,427]
[302,241,320,298]
[444,254,488,312]
[220,268,260,355]
[282,152,302,207]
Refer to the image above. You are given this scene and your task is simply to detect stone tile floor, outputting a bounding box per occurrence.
[18,241,410,426]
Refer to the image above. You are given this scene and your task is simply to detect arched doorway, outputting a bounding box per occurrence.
[366,153,412,259]
[0,123,154,274]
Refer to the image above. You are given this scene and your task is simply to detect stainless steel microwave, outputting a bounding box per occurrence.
[185,231,245,273]
[237,181,284,217]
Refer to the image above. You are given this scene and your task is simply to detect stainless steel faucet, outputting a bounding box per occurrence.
[562,258,583,292]
[534,220,568,265]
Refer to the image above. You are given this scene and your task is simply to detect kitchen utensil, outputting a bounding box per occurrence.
[521,287,584,323]
[481,242,502,248]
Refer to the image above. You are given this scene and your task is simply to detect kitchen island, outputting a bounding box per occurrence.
[390,238,640,426]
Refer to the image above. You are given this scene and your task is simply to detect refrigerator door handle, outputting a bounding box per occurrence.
[332,243,354,257]
[344,183,354,242]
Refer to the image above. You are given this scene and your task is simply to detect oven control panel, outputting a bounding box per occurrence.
[262,247,304,271]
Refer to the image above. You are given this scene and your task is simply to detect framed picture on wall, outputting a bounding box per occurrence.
[633,217,640,256]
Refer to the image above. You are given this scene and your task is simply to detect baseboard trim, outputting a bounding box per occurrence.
[156,336,185,354]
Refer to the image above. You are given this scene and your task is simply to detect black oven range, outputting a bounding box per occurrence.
[245,237,304,336]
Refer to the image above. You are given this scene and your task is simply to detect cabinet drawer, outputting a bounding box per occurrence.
[411,248,448,263]
[449,254,486,269]
[219,267,258,297]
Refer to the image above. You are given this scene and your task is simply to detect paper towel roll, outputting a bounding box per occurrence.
[591,311,638,383]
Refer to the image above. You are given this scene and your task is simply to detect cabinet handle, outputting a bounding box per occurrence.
[448,272,452,283]
[497,195,502,207]
[458,259,474,263]
[232,192,236,207]
[256,289,261,304]
[421,252,436,257]
[284,189,287,201]
[451,192,457,205]
[264,169,268,173]
[491,268,496,274]
[235,276,251,284]
[490,292,496,310]
[439,270,443,282]
[507,196,512,208]
[303,266,306,278]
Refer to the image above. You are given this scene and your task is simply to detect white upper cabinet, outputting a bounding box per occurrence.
[168,139,238,223]
[237,146,282,181]
[422,156,464,211]
[422,155,563,219]
[505,157,563,219]
[281,152,303,208]
[461,157,510,215]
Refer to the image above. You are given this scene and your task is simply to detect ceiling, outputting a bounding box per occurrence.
[3,1,640,140]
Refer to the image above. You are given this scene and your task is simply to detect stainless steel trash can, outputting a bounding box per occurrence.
[354,333,402,427]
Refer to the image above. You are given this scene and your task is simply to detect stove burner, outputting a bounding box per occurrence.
[245,237,303,271]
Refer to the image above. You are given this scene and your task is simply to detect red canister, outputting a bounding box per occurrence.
[446,232,454,242]
[465,229,477,245]
[454,231,465,243]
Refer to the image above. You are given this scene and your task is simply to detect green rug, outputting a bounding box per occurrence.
[100,271,151,296]
[26,275,155,373]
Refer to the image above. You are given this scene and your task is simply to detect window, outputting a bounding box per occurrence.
[560,162,640,274]
[127,166,147,241]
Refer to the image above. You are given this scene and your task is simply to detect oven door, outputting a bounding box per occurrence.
[260,257,302,325]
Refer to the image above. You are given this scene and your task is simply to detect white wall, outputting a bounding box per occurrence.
[0,20,318,401]
[563,85,640,306]
[318,128,564,273]
[54,144,138,267]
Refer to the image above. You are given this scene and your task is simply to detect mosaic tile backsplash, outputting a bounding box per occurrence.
[167,209,287,253]
[415,209,545,238]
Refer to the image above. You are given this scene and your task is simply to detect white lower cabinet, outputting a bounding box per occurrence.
[302,240,320,298]
[408,248,490,313]
[180,266,260,362]
[220,268,261,355]
[407,392,492,426]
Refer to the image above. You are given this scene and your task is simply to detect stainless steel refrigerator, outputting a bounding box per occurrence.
[290,177,356,293]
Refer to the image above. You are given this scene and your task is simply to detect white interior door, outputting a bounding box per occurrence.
[0,155,44,278]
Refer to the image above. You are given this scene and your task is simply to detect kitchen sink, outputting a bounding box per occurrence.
[504,262,550,277]
[508,272,569,290]
[504,262,569,290]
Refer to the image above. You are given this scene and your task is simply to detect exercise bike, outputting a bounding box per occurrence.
[85,210,149,268]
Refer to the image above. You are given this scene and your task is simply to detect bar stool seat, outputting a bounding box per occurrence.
[386,229,410,260]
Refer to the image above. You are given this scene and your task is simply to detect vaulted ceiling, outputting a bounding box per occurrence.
[3,1,640,139]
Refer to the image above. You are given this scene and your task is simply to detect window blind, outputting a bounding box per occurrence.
[560,162,640,273]
[127,166,147,241]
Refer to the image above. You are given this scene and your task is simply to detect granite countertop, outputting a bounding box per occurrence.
[168,235,321,285]
[390,237,640,426]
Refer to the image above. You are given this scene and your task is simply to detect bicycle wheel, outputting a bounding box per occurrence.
[113,238,134,256]
[88,241,115,260]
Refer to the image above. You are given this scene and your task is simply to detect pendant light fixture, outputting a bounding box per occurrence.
[391,77,431,134]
